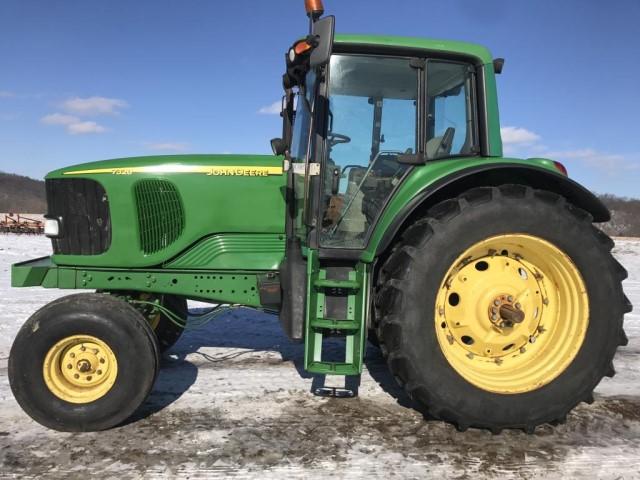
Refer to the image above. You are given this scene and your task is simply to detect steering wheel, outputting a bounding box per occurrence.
[327,132,351,148]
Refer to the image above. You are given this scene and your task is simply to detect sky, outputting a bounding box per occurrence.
[0,0,638,197]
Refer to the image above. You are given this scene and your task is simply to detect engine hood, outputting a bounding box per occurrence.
[44,153,286,268]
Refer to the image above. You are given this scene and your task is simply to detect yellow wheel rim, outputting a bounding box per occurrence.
[434,234,589,394]
[43,335,118,403]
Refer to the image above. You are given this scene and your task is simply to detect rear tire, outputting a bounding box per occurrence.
[8,293,159,432]
[375,185,629,432]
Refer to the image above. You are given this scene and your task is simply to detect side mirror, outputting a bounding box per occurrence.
[310,15,335,67]
[270,138,287,156]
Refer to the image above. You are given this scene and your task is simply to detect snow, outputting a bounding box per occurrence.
[1,233,639,479]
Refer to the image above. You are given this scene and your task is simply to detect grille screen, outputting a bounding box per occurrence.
[134,179,185,254]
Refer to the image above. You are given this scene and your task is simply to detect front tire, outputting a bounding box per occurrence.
[375,185,630,432]
[8,293,159,431]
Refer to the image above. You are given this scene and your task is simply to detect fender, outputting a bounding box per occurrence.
[363,161,609,262]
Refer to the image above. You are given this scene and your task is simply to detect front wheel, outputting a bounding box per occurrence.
[8,293,159,431]
[375,185,630,432]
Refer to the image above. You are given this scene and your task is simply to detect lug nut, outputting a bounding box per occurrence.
[515,303,521,309]
[508,295,514,302]
[492,314,498,320]
[69,353,75,358]
[99,358,105,364]
[74,373,79,379]
[529,336,536,344]
[492,307,498,314]
[97,370,102,375]
[80,346,86,352]
[67,364,73,369]
[494,300,500,306]
[86,376,92,381]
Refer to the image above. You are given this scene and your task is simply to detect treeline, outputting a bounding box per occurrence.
[0,172,46,213]
[598,194,640,238]
[0,170,638,236]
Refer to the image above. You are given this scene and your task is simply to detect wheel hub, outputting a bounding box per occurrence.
[488,294,525,328]
[438,252,544,359]
[43,335,118,403]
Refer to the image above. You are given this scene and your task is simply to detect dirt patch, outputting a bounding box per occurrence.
[2,393,639,478]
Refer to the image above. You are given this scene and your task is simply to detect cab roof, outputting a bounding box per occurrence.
[334,34,493,65]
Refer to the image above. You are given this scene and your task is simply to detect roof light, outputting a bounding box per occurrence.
[294,41,313,55]
[305,0,324,19]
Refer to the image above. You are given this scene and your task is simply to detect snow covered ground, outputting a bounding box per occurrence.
[0,233,638,479]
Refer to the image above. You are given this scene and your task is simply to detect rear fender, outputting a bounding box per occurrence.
[367,163,609,260]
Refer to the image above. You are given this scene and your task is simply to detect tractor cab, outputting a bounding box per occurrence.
[275,1,494,378]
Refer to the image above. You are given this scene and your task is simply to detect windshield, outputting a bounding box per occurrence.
[320,54,417,248]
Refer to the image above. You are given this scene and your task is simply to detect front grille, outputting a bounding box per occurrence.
[46,178,111,255]
[134,179,185,254]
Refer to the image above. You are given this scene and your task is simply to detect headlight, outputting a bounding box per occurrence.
[44,218,61,238]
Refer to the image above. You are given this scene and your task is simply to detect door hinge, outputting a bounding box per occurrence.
[292,162,320,176]
[410,58,426,70]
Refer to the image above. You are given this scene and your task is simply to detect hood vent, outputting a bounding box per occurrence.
[134,179,185,255]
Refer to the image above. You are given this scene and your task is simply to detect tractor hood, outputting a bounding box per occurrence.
[44,154,287,269]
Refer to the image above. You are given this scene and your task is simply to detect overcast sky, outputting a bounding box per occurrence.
[0,0,638,197]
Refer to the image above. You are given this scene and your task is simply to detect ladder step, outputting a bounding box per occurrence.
[310,317,360,331]
[307,361,360,376]
[313,278,360,291]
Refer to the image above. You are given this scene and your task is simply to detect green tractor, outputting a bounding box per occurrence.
[9,1,631,433]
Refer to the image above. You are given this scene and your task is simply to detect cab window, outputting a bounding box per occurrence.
[320,54,417,248]
[426,61,477,159]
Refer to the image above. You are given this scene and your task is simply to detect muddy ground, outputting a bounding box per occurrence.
[1,235,639,479]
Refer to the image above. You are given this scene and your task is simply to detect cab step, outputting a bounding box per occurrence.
[304,250,370,377]
[313,278,361,291]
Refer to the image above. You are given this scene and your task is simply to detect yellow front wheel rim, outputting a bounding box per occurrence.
[435,234,589,394]
[43,335,118,403]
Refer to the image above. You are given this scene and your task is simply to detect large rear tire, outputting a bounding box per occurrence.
[375,185,630,432]
[8,293,160,431]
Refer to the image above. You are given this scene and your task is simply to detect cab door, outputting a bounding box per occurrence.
[317,54,420,250]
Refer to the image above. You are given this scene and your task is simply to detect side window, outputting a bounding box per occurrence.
[426,61,476,159]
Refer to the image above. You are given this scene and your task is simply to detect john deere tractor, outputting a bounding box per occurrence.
[9,1,631,433]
